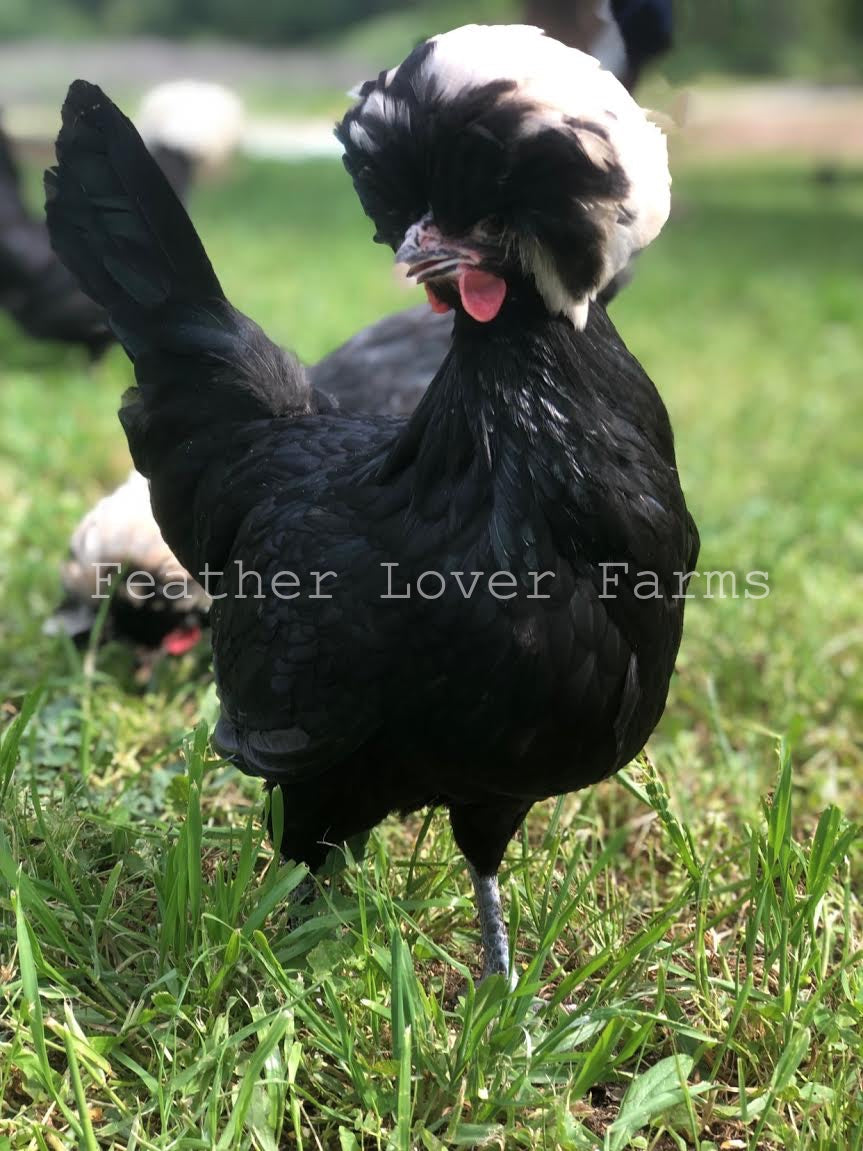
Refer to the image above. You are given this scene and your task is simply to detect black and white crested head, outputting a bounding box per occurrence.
[336,24,670,329]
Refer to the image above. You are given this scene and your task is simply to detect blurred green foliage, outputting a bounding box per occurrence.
[0,0,861,80]
[0,0,395,43]
[674,0,863,81]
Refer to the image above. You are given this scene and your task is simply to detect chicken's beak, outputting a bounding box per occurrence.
[395,216,479,283]
[397,215,508,323]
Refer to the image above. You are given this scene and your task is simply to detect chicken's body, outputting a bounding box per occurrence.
[312,306,448,416]
[46,27,698,980]
[209,302,694,885]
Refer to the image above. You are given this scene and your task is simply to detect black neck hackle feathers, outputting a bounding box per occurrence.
[45,26,698,984]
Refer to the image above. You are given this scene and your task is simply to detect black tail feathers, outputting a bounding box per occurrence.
[44,82,312,576]
[45,80,224,352]
[44,80,309,431]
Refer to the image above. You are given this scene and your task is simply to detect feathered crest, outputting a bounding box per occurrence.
[338,24,670,328]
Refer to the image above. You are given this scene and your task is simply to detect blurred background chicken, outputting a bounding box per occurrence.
[0,114,112,356]
[526,0,673,91]
[136,80,244,199]
[44,470,211,652]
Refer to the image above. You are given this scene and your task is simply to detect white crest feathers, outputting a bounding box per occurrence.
[424,25,670,288]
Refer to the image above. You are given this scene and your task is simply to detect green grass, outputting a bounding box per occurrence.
[1,156,862,1149]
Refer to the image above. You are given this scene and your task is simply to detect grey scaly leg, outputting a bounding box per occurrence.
[469,865,510,983]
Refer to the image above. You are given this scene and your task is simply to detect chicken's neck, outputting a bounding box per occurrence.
[379,300,658,575]
[385,302,622,486]
[379,306,644,570]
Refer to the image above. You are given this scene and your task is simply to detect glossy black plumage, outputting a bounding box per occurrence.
[207,299,697,876]
[46,63,697,978]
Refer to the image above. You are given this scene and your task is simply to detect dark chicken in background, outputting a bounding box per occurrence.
[47,0,674,648]
[46,25,699,981]
[0,82,241,358]
[528,0,673,91]
[606,0,674,90]
[0,117,110,356]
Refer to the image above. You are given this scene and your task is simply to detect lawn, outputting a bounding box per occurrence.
[0,153,861,1149]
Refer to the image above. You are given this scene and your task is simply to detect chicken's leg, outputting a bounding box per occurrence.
[450,801,529,985]
[469,865,510,982]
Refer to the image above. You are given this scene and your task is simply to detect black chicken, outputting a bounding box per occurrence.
[46,25,698,982]
[312,305,448,416]
[0,82,242,357]
[46,4,668,645]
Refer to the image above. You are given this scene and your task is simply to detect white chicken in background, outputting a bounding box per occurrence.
[45,471,210,652]
[136,80,245,196]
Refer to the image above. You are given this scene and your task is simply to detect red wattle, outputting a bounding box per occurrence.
[457,267,507,323]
